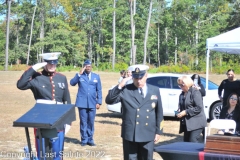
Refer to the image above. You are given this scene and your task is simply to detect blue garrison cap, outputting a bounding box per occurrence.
[128,64,149,79]
[84,59,92,66]
[39,52,61,64]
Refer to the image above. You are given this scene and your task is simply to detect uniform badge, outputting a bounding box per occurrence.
[93,79,98,83]
[58,83,65,89]
[135,67,140,73]
[152,102,156,108]
[151,95,158,100]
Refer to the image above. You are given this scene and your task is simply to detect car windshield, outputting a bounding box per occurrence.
[200,77,219,90]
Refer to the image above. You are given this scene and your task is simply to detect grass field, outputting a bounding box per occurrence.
[0,70,227,160]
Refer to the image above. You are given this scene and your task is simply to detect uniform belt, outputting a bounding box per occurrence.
[36,99,63,104]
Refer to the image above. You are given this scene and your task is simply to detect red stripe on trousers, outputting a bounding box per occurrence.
[199,151,205,160]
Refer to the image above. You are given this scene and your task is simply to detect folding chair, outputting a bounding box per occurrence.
[204,119,236,144]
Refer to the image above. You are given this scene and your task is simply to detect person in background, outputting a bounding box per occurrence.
[191,74,206,139]
[70,60,102,146]
[191,74,206,97]
[218,69,240,108]
[125,69,133,84]
[118,70,126,83]
[17,52,71,160]
[177,76,207,142]
[126,69,132,77]
[218,93,240,134]
[106,64,163,160]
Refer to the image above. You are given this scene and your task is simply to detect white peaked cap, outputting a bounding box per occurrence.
[128,64,149,71]
[39,52,61,61]
[128,64,149,78]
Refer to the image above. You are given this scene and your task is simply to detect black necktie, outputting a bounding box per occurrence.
[140,88,144,98]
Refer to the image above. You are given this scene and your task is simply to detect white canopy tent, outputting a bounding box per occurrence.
[205,27,240,91]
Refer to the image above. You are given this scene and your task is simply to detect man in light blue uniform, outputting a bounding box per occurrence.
[70,60,102,146]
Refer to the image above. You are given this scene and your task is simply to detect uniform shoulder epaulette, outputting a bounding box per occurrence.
[93,72,100,76]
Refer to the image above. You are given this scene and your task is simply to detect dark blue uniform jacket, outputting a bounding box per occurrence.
[17,67,71,104]
[106,83,163,142]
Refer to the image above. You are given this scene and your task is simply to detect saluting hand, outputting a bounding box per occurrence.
[118,76,133,88]
[32,62,47,71]
[79,66,86,75]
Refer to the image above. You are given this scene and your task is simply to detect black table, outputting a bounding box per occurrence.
[154,142,240,160]
[13,103,76,160]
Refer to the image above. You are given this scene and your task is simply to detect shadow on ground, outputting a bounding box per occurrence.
[96,112,122,118]
[96,112,122,125]
[96,120,121,125]
[64,137,80,144]
[164,116,178,121]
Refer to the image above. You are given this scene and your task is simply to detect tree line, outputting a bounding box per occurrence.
[0,0,240,72]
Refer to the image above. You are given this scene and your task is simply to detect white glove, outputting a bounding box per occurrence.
[32,62,47,71]
[64,124,71,135]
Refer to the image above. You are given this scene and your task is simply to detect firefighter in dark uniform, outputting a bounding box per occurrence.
[105,64,164,160]
[17,52,71,160]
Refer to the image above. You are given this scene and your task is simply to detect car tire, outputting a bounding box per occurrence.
[210,102,222,120]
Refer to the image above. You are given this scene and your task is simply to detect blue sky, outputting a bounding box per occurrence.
[166,0,172,6]
[0,15,5,21]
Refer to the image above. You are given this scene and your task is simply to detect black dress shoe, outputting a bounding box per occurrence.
[87,142,96,146]
[81,143,87,146]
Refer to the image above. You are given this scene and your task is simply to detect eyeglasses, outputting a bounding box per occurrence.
[230,97,238,101]
[178,83,185,88]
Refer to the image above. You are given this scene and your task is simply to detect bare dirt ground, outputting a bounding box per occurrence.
[0,71,226,160]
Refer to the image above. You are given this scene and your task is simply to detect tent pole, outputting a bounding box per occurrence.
[206,49,210,94]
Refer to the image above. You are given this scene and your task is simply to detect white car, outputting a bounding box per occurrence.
[106,73,222,120]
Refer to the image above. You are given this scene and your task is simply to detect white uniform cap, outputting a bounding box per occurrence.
[39,52,61,64]
[128,64,149,78]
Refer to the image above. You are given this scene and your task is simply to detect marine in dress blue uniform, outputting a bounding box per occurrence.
[105,64,164,160]
[70,60,102,146]
[17,52,71,160]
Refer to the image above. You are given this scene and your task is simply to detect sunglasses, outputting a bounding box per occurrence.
[178,83,185,88]
[230,97,238,101]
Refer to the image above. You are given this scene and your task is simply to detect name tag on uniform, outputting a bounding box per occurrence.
[93,79,98,83]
